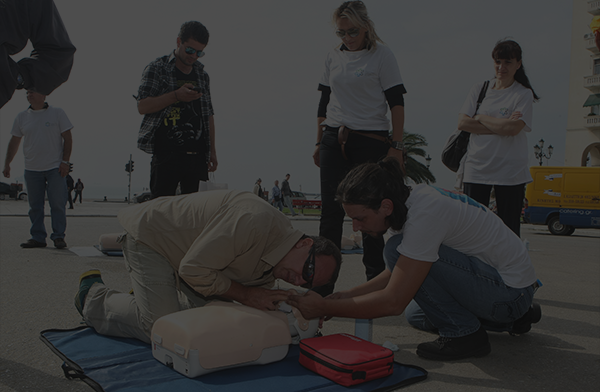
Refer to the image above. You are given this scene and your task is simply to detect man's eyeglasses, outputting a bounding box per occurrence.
[301,244,316,288]
[335,28,360,39]
[185,46,205,58]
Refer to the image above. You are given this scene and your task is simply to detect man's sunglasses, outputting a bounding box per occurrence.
[185,46,205,58]
[335,28,360,39]
[301,244,316,288]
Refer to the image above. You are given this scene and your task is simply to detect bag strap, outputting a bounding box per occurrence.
[474,80,490,115]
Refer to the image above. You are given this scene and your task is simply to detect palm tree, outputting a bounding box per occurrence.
[402,132,436,184]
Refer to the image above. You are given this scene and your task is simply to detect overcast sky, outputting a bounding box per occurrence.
[0,0,574,199]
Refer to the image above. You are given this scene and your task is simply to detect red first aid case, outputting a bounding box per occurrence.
[299,333,394,387]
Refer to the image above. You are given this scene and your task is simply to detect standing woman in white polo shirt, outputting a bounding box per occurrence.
[313,1,406,282]
[457,39,539,237]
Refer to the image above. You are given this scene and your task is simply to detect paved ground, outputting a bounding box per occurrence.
[0,198,599,391]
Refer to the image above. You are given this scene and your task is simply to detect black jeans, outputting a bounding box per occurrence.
[463,182,525,237]
[319,127,390,281]
[150,153,208,198]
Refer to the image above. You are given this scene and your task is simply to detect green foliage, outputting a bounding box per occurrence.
[403,132,436,184]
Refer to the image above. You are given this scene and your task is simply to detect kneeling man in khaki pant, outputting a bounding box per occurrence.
[75,190,341,343]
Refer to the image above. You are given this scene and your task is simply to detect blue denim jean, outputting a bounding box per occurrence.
[283,195,297,216]
[272,198,284,211]
[384,234,534,338]
[24,168,67,242]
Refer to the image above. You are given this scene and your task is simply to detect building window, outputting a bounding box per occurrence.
[594,59,600,75]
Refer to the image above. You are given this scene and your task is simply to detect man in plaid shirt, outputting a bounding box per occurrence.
[136,21,218,198]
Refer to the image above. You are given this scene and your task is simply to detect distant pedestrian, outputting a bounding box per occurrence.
[281,174,297,216]
[271,180,284,211]
[73,178,84,203]
[253,178,264,199]
[2,89,72,249]
[66,174,74,209]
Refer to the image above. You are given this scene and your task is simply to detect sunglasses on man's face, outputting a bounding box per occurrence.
[335,28,360,38]
[301,245,316,288]
[185,46,205,58]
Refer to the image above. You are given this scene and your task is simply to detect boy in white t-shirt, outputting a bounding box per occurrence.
[289,158,541,361]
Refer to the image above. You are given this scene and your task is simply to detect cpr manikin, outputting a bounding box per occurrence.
[151,290,319,378]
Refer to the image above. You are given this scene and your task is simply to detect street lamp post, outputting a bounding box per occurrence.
[533,139,553,166]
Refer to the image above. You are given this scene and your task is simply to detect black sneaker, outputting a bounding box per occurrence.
[511,302,542,335]
[417,326,491,361]
[20,239,46,248]
[53,238,67,249]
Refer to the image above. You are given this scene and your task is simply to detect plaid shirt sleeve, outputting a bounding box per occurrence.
[136,56,175,154]
[195,64,214,162]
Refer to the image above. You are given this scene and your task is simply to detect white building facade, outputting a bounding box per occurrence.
[566,0,600,166]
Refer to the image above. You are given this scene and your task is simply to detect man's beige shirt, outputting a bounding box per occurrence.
[117,190,303,297]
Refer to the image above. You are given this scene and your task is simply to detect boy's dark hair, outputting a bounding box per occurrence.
[335,157,411,231]
[179,21,209,45]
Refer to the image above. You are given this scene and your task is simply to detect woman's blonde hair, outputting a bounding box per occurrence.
[333,1,383,50]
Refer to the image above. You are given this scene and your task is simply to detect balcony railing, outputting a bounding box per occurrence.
[589,0,600,15]
[584,74,600,91]
[585,33,600,53]
[584,115,600,129]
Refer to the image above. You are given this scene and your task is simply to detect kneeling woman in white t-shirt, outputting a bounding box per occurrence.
[457,39,539,237]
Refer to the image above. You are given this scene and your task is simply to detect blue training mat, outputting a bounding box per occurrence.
[40,327,427,392]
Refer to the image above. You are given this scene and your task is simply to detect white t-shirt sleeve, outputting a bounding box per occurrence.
[11,113,24,137]
[513,88,533,132]
[319,52,332,88]
[459,81,485,117]
[56,108,74,133]
[378,47,404,91]
[396,205,450,262]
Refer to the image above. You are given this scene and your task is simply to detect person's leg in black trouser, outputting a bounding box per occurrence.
[150,154,183,198]
[463,183,492,209]
[344,132,389,280]
[346,131,389,280]
[319,130,349,251]
[179,154,208,194]
[494,184,525,237]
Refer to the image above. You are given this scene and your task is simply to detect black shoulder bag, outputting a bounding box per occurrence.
[441,80,490,172]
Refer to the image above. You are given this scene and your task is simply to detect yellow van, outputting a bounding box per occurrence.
[524,167,600,235]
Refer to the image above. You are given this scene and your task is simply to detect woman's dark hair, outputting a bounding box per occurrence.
[492,39,539,101]
[179,21,209,45]
[335,157,410,231]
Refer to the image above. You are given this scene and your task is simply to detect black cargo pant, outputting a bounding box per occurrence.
[319,127,390,282]
[150,152,208,198]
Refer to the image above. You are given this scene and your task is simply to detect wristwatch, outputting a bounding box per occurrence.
[391,141,404,151]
